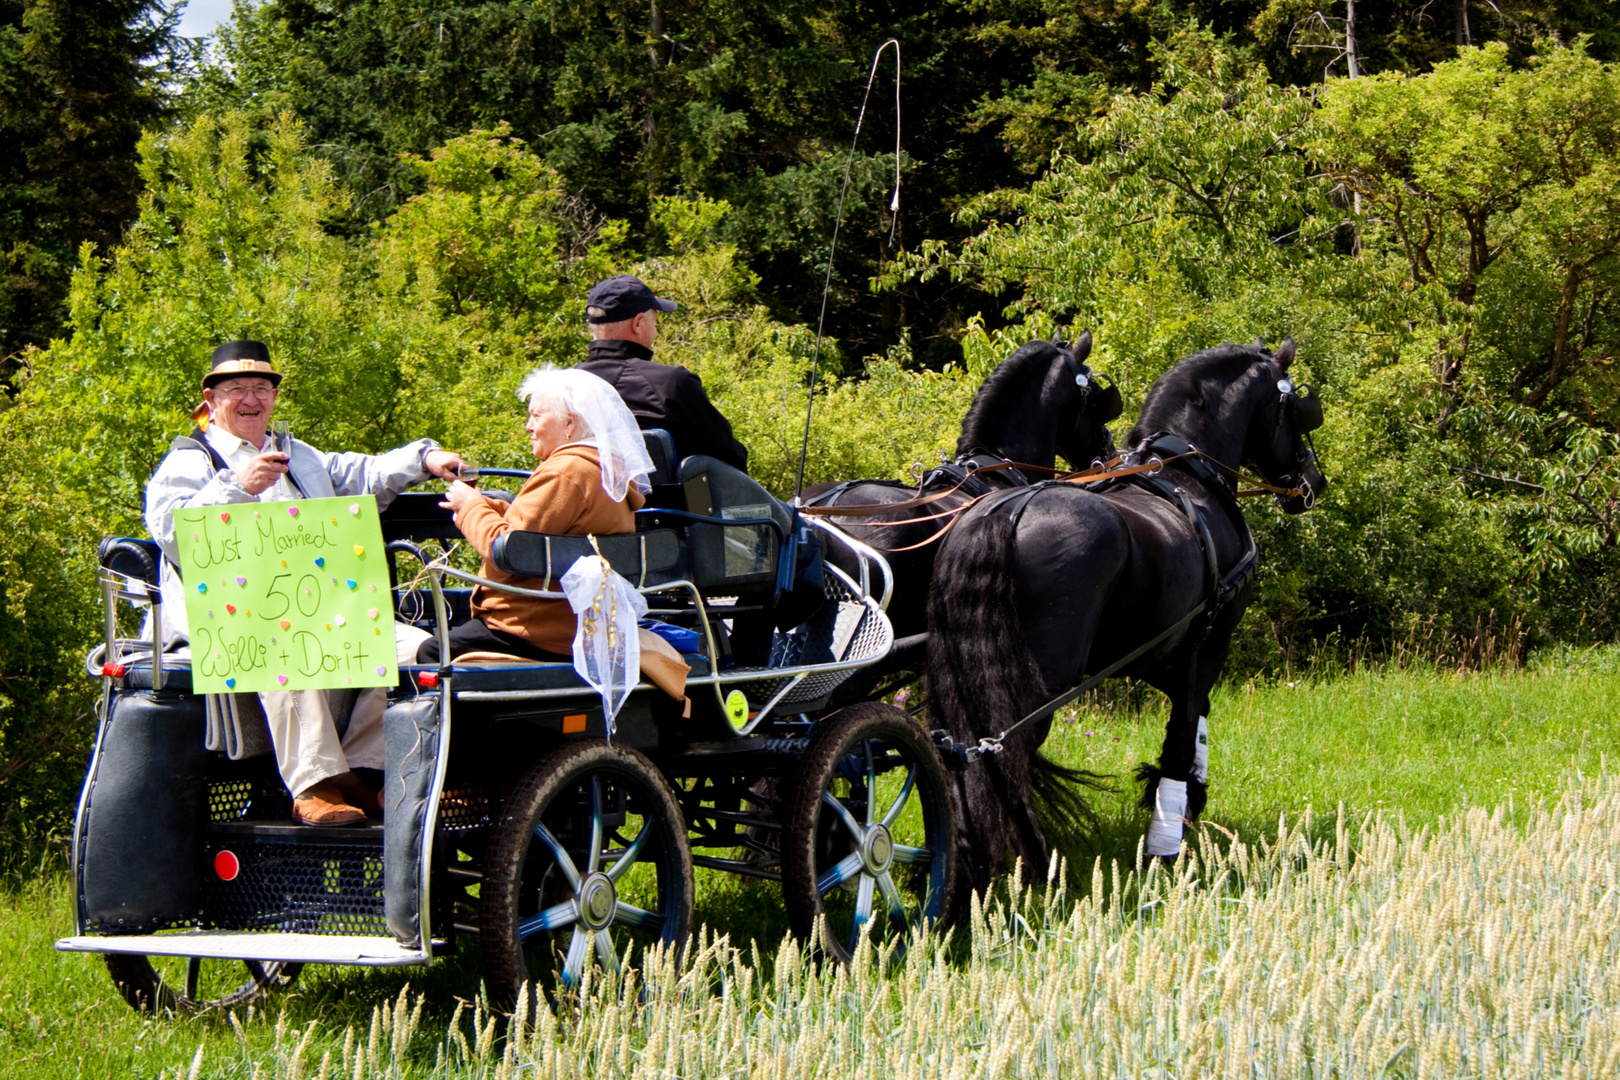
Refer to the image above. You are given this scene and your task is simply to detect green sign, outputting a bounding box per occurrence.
[174,496,396,694]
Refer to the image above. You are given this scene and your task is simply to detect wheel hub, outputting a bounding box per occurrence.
[861,823,894,874]
[576,872,617,932]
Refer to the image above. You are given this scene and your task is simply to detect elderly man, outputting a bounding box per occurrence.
[577,274,749,471]
[145,341,464,826]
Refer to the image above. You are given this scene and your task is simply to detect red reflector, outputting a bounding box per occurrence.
[417,671,440,688]
[101,662,128,678]
[214,850,240,881]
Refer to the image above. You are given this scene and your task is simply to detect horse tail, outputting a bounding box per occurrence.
[1030,751,1110,876]
[927,508,1046,744]
[927,509,1058,896]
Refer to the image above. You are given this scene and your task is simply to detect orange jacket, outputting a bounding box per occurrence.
[454,445,646,655]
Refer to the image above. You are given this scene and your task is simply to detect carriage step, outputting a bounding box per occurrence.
[55,931,432,967]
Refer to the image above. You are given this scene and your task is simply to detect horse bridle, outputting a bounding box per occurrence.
[1053,338,1124,424]
[1259,359,1325,507]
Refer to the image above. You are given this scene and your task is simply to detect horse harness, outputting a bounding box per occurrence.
[933,432,1260,770]
[798,450,1033,523]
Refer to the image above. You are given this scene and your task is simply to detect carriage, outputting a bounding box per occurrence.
[57,435,956,1013]
[57,332,1327,1014]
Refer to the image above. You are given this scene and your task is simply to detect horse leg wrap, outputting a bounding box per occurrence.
[1192,715,1209,784]
[1147,778,1187,857]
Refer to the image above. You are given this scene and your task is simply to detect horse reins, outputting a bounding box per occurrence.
[799,447,1309,557]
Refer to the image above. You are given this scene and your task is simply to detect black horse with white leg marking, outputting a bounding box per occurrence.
[926,339,1327,897]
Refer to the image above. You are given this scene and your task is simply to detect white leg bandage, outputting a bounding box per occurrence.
[1192,715,1209,784]
[1147,778,1188,857]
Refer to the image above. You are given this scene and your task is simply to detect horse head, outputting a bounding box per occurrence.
[1242,337,1328,514]
[1131,337,1327,513]
[1050,329,1122,468]
[956,329,1119,473]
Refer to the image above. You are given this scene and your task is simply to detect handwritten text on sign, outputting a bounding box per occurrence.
[175,496,395,694]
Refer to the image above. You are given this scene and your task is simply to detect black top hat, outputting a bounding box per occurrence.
[202,341,282,391]
[585,275,678,324]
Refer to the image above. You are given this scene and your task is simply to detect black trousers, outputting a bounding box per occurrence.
[415,618,571,664]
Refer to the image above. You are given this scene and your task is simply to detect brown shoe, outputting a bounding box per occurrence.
[331,771,383,820]
[293,780,367,827]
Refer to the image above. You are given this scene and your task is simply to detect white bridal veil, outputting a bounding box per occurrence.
[519,367,654,502]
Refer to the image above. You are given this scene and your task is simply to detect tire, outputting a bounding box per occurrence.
[782,702,956,964]
[480,740,694,1015]
[104,953,302,1014]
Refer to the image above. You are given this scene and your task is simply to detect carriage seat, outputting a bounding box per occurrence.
[100,536,162,589]
[674,456,795,592]
[489,528,686,589]
[643,428,678,485]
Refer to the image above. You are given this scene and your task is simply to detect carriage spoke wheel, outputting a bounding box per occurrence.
[783,702,956,964]
[104,953,302,1014]
[480,740,693,1017]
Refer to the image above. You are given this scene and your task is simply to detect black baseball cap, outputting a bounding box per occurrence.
[585,275,677,324]
[203,340,282,390]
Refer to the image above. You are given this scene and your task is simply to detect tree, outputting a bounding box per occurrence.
[0,0,189,376]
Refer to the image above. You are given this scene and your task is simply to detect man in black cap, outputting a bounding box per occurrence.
[145,341,466,827]
[578,274,749,471]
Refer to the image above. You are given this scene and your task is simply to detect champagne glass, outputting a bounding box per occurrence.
[270,420,291,456]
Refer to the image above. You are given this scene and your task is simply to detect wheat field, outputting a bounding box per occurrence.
[5,662,1620,1078]
[121,772,1620,1080]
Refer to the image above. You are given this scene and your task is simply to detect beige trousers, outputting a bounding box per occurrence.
[261,687,386,798]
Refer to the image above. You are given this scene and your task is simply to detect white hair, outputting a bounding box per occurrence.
[515,365,653,501]
[518,367,594,439]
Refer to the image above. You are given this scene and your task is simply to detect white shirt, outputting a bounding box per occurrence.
[205,425,298,502]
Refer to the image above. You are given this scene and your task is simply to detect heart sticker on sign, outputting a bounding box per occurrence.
[279,619,291,630]
[315,557,324,568]
[346,579,357,590]
[277,674,288,685]
[225,604,236,615]
[348,503,360,515]
[235,576,246,586]
[225,678,236,689]
[353,545,364,557]
[367,608,379,620]
[288,507,299,519]
[197,583,207,594]
[220,512,230,524]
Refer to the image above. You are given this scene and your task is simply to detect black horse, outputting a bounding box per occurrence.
[802,332,1122,641]
[926,339,1327,896]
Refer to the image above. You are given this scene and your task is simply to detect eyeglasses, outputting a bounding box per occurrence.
[214,382,278,402]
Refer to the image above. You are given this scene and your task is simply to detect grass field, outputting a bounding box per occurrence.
[4,654,1620,1077]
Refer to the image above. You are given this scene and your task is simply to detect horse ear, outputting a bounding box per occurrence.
[1252,336,1266,350]
[1071,329,1093,364]
[1051,327,1064,343]
[1273,337,1296,370]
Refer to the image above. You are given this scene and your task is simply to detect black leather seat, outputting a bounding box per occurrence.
[676,456,793,592]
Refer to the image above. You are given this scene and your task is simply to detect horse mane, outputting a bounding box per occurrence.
[1128,342,1268,446]
[955,340,1062,457]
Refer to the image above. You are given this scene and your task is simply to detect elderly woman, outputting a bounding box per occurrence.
[419,367,653,663]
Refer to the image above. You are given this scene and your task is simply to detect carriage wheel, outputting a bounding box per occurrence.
[104,953,302,1014]
[480,740,693,1015]
[782,702,956,964]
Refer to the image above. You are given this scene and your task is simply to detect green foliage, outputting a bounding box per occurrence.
[0,0,187,369]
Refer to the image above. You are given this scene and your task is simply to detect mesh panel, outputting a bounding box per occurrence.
[438,787,492,833]
[206,772,292,822]
[728,589,893,708]
[201,832,387,936]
